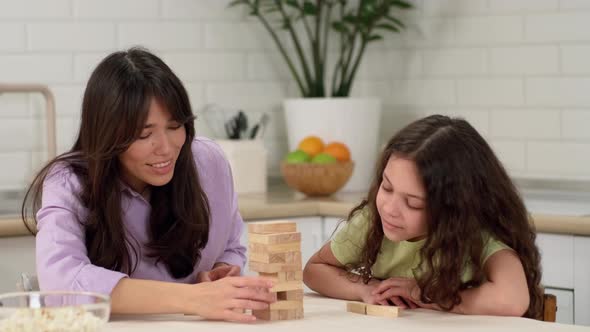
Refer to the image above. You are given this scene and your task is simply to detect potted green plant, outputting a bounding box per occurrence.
[229,0,413,191]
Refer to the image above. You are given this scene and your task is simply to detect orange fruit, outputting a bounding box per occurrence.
[323,142,351,162]
[297,136,324,158]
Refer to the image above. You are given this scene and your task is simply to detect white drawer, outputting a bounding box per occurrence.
[536,233,575,289]
[0,235,36,293]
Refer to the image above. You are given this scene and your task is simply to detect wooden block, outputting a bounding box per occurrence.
[270,281,304,292]
[249,232,301,245]
[249,261,302,273]
[252,309,279,321]
[365,304,401,318]
[249,242,301,254]
[250,251,302,264]
[248,221,297,234]
[269,300,304,310]
[346,301,367,315]
[277,289,304,301]
[279,309,304,320]
[260,271,303,282]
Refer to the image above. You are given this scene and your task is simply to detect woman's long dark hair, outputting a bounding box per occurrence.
[22,47,210,279]
[348,114,543,318]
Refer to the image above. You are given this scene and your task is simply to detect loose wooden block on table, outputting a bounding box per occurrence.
[347,301,367,314]
[346,302,401,318]
[248,221,297,234]
[366,304,401,318]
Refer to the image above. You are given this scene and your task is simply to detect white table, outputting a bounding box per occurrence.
[105,294,588,331]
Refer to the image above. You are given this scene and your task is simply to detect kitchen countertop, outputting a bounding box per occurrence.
[1,182,590,237]
[103,294,585,331]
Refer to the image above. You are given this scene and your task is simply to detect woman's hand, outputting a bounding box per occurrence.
[371,277,423,309]
[197,263,241,282]
[188,276,276,322]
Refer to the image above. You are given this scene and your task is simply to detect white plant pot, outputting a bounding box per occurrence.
[284,98,382,193]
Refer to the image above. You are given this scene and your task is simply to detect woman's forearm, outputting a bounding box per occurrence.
[110,278,192,314]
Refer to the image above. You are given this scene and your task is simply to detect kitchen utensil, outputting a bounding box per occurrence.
[225,111,249,139]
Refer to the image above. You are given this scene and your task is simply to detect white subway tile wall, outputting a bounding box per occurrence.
[0,0,590,190]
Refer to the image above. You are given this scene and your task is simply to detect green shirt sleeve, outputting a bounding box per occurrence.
[330,208,371,266]
[481,233,511,265]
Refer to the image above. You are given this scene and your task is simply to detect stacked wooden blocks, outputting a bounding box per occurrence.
[248,221,304,321]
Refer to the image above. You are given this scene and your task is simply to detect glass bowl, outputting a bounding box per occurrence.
[0,291,110,332]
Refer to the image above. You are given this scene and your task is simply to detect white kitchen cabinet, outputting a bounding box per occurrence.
[545,288,574,325]
[536,233,590,325]
[536,233,575,289]
[574,236,590,325]
[0,236,35,293]
[323,216,346,243]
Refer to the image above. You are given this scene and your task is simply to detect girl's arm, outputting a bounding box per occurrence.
[372,249,530,315]
[452,249,530,316]
[111,276,276,322]
[303,242,384,304]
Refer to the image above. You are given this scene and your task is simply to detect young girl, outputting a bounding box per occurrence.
[303,115,543,319]
[22,48,275,322]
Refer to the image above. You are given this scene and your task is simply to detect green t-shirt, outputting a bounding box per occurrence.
[331,208,510,282]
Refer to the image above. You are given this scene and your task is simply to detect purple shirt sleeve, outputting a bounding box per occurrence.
[35,167,127,295]
[195,138,247,270]
[215,174,246,268]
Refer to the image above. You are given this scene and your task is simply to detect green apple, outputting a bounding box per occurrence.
[311,153,337,164]
[285,150,311,163]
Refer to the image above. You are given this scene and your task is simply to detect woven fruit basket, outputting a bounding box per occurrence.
[280,161,354,196]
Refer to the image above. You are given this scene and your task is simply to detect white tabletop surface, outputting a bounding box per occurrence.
[104,294,588,332]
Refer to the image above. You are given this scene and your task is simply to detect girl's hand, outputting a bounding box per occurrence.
[371,277,423,309]
[188,276,276,322]
[197,263,241,282]
[357,279,390,306]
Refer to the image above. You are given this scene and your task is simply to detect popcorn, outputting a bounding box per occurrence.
[0,307,104,332]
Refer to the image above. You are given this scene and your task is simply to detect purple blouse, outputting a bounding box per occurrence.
[35,137,246,295]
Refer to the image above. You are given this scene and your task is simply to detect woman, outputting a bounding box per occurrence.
[22,47,275,322]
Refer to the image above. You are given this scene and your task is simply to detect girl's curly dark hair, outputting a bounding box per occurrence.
[347,114,543,319]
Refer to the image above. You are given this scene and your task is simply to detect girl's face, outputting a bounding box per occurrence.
[119,98,186,194]
[376,156,428,242]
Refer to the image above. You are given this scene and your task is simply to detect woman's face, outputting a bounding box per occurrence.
[119,98,186,194]
[376,156,428,242]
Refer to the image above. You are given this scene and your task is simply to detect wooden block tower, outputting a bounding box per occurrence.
[247,221,304,321]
